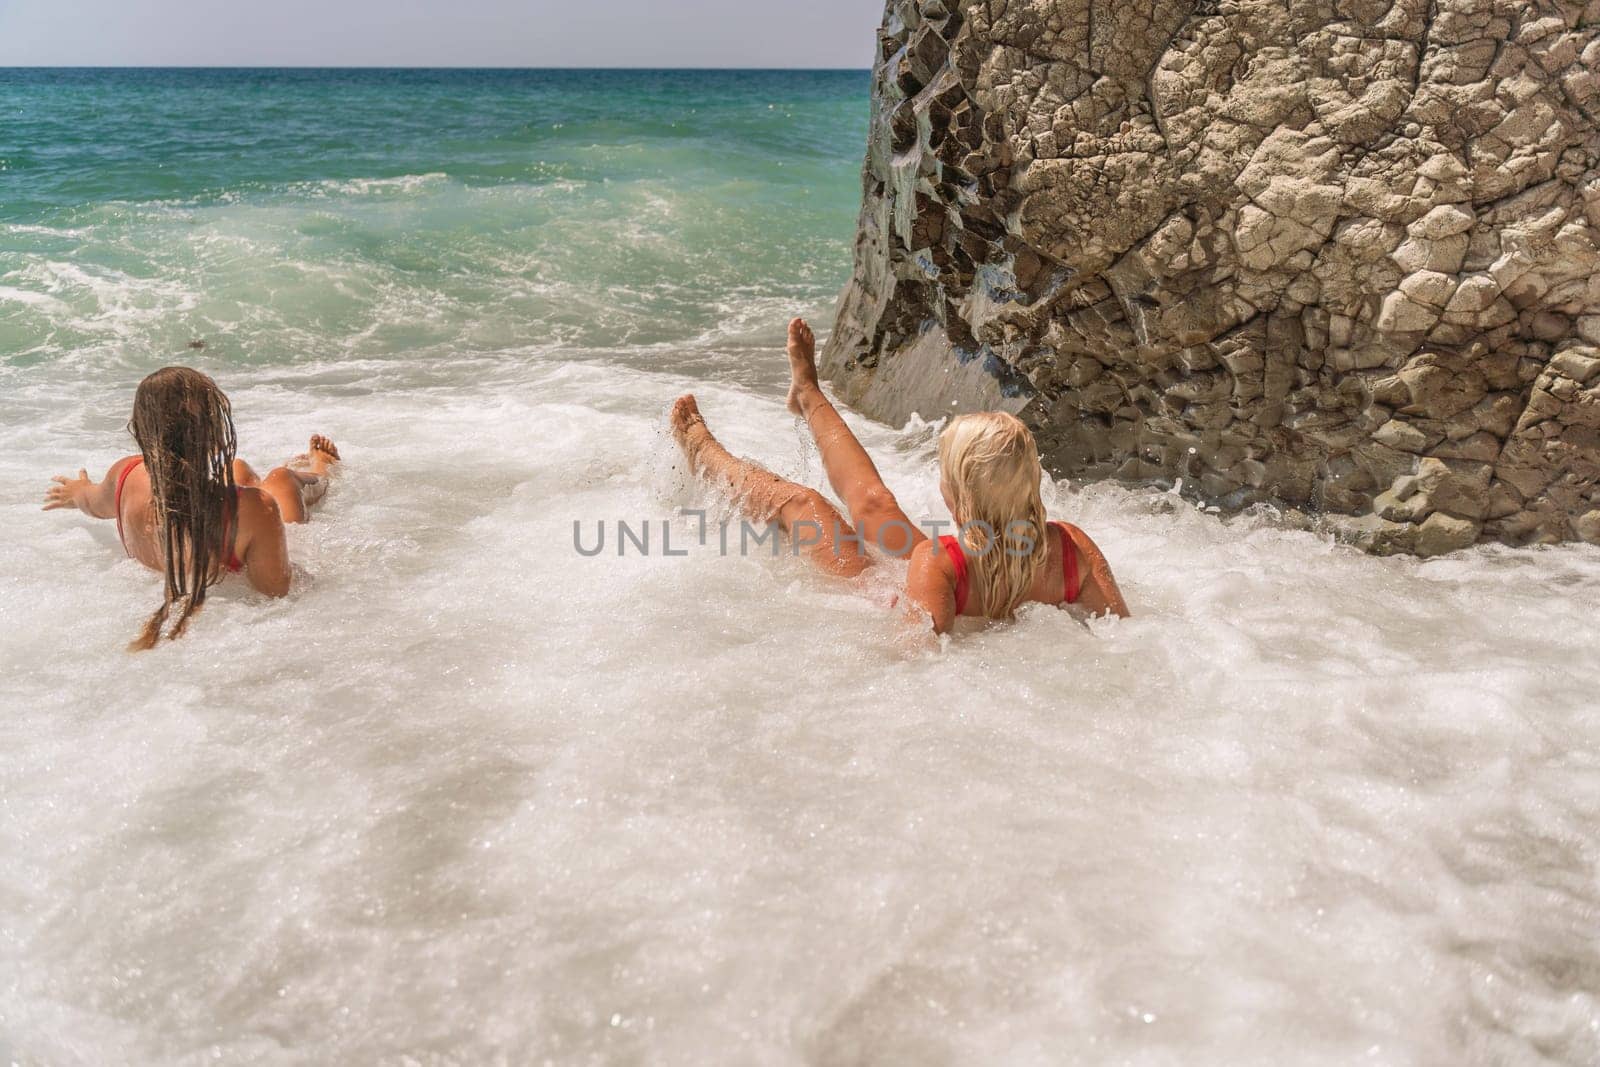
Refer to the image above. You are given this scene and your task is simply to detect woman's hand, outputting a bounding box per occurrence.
[43,470,92,512]
[43,459,130,519]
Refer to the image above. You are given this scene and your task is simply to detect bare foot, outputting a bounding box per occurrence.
[309,434,340,464]
[675,394,748,484]
[786,317,820,416]
[670,394,709,463]
[282,435,341,508]
[291,434,341,476]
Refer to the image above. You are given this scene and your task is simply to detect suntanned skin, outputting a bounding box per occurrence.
[671,395,869,579]
[43,435,340,599]
[673,318,1131,634]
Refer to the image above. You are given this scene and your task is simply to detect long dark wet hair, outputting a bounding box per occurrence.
[127,367,239,651]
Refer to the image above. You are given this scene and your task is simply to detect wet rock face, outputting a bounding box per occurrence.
[824,0,1600,553]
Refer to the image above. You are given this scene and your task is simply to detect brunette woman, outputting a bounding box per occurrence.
[43,366,340,649]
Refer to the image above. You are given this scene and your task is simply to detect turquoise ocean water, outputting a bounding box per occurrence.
[0,68,868,371]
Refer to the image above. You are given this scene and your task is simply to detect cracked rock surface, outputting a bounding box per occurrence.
[824,0,1600,554]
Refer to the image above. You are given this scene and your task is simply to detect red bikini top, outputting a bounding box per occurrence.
[939,521,1080,617]
[115,457,243,573]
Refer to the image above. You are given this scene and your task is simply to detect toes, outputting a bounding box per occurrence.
[671,394,705,432]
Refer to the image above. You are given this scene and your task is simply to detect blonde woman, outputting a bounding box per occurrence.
[669,319,1129,633]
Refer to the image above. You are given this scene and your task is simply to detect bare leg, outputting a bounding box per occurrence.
[671,395,867,578]
[785,318,925,558]
[259,435,340,525]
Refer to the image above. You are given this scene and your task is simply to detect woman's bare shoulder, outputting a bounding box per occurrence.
[908,535,957,578]
[105,455,144,491]
[1060,522,1105,559]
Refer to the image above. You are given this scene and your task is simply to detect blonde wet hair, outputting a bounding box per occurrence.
[938,411,1050,619]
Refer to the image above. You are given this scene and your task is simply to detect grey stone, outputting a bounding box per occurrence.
[1373,419,1429,453]
[1375,488,1431,523]
[1392,234,1468,274]
[1435,432,1504,463]
[1378,292,1440,332]
[826,0,1600,553]
[1415,513,1480,557]
[1444,275,1501,314]
[1577,510,1600,545]
[1399,271,1458,309]
[1409,205,1477,240]
[1550,350,1600,385]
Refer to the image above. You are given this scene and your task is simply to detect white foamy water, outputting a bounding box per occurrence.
[4,333,1600,1065]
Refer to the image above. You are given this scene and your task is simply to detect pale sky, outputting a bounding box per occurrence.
[0,0,882,68]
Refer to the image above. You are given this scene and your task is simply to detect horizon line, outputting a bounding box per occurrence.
[0,64,874,72]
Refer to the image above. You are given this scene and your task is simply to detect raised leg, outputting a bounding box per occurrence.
[671,395,867,578]
[785,318,925,558]
[258,435,340,525]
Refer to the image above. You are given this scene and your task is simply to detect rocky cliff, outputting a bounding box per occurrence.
[824,0,1600,553]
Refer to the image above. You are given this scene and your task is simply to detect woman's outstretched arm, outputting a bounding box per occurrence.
[235,488,292,597]
[905,538,959,635]
[1066,526,1131,618]
[42,457,139,519]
